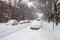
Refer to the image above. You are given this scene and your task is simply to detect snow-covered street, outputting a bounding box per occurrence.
[0,25,60,40]
[0,23,30,38]
[0,20,60,40]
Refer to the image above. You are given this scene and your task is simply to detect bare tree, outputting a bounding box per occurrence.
[47,0,60,25]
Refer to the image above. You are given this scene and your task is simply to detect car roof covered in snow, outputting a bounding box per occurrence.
[31,20,41,26]
[7,20,18,24]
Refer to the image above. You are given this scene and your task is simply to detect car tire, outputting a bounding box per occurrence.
[30,27,40,30]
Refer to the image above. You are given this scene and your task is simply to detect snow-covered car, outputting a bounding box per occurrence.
[19,20,30,24]
[6,20,18,26]
[30,18,41,30]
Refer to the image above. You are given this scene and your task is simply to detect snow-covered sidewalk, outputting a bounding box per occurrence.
[41,21,60,39]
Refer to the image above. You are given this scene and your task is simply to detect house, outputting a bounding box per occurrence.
[0,0,15,22]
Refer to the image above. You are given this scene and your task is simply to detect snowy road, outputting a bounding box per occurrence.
[0,20,60,40]
[0,26,60,40]
[0,23,30,38]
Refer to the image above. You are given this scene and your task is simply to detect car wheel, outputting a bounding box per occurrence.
[30,27,40,30]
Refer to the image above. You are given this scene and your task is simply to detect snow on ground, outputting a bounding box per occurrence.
[0,26,60,40]
[0,23,7,29]
[0,12,60,40]
[0,22,31,38]
[53,23,60,39]
[0,20,60,40]
[41,21,60,39]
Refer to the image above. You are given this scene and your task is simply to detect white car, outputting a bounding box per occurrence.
[19,20,30,24]
[30,18,42,30]
[6,20,18,26]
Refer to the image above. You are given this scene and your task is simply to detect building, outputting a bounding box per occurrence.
[0,0,14,22]
[0,0,37,22]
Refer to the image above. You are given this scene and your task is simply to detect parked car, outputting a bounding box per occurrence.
[6,20,18,26]
[30,18,41,30]
[19,20,30,24]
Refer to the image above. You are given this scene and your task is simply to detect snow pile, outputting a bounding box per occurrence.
[42,21,54,31]
[53,23,60,39]
[41,21,60,39]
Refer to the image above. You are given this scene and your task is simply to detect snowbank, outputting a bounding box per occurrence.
[42,21,60,39]
[53,23,60,39]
